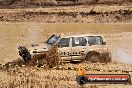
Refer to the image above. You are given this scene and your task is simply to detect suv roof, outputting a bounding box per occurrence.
[59,33,103,38]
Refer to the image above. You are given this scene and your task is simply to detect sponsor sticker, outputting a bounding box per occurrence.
[76,74,131,85]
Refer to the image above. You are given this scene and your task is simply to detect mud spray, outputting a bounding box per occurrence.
[26,23,43,44]
[113,48,132,64]
[112,33,132,64]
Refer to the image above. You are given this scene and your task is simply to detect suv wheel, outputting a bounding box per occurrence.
[99,52,111,63]
[86,51,100,63]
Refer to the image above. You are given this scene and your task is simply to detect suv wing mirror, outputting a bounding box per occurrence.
[103,42,106,45]
[57,44,62,48]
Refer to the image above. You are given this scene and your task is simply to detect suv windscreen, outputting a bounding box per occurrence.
[88,36,103,46]
[58,38,70,47]
[72,37,87,47]
[46,34,60,46]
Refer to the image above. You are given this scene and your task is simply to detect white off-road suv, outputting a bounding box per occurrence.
[18,34,111,64]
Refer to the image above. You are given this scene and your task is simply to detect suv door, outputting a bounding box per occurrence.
[58,38,72,62]
[71,37,87,61]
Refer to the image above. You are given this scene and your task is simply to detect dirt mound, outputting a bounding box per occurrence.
[0,9,131,23]
[0,10,132,23]
[0,0,131,8]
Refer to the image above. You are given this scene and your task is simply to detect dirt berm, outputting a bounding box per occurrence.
[0,0,131,8]
[0,8,131,23]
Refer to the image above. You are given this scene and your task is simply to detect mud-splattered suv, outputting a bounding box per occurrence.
[18,34,111,63]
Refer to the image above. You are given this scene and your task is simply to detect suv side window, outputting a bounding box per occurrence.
[88,36,103,46]
[58,38,70,47]
[72,37,87,47]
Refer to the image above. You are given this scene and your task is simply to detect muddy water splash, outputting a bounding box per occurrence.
[113,48,132,64]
